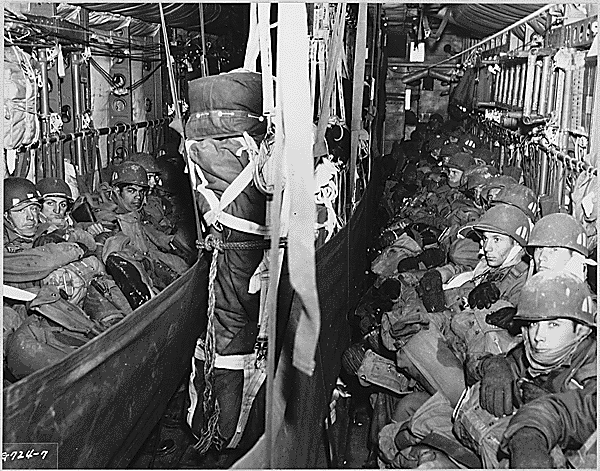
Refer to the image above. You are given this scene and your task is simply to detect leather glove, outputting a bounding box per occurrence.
[518,379,551,404]
[418,269,446,313]
[390,311,429,339]
[507,427,552,469]
[468,281,500,310]
[486,306,523,335]
[419,247,445,268]
[397,256,420,272]
[479,355,515,417]
[33,230,66,247]
[75,242,95,259]
[375,278,401,301]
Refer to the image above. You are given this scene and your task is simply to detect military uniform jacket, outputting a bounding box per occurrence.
[483,336,597,452]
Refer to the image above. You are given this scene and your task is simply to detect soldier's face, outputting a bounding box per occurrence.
[119,184,147,211]
[147,172,159,189]
[481,231,516,267]
[447,168,463,187]
[41,196,69,225]
[534,247,575,273]
[7,202,40,237]
[527,318,581,353]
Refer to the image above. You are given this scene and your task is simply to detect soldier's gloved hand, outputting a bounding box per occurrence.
[397,256,420,272]
[419,247,445,268]
[519,380,551,404]
[75,242,95,259]
[468,281,500,309]
[390,311,429,339]
[418,269,446,313]
[507,427,552,469]
[486,306,522,335]
[479,355,515,417]
[33,230,66,247]
[86,222,108,237]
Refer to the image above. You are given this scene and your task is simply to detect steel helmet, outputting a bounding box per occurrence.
[129,152,161,174]
[156,160,183,194]
[111,161,149,188]
[429,113,444,125]
[440,143,461,157]
[426,135,447,152]
[37,178,73,202]
[462,203,533,246]
[458,133,481,152]
[4,177,41,212]
[460,165,497,189]
[446,152,475,172]
[472,148,496,165]
[515,271,596,327]
[527,213,589,257]
[491,183,538,221]
[481,174,518,202]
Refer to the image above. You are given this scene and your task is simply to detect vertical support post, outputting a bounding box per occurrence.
[498,66,507,104]
[38,48,51,178]
[590,54,600,157]
[512,63,523,108]
[556,159,565,209]
[71,51,85,175]
[549,68,560,117]
[522,52,537,115]
[538,55,552,115]
[531,58,542,113]
[349,3,368,210]
[559,63,574,151]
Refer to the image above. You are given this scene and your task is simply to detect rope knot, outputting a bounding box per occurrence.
[198,234,224,253]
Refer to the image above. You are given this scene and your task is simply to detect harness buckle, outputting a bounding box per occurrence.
[254,337,268,370]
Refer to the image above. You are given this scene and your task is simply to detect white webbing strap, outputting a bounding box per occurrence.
[3,285,37,301]
[257,3,275,117]
[243,4,260,71]
[227,355,267,448]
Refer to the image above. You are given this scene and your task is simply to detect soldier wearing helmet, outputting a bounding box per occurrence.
[490,183,539,222]
[527,212,595,283]
[110,161,150,212]
[4,177,42,247]
[128,152,161,189]
[37,177,74,227]
[457,132,482,154]
[444,152,475,188]
[457,270,596,468]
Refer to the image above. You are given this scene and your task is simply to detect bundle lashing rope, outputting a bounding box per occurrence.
[193,234,287,454]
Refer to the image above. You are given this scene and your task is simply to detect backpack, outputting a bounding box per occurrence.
[4,45,39,150]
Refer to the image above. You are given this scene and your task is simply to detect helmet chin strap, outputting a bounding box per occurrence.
[4,214,35,240]
[563,252,590,282]
[500,244,525,269]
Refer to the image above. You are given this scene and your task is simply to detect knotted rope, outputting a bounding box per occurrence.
[194,235,225,454]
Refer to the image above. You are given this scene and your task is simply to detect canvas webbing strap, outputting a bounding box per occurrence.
[314,4,346,158]
[349,3,368,208]
[257,4,275,118]
[3,285,37,302]
[243,4,260,71]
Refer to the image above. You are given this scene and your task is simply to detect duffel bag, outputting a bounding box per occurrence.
[186,70,267,140]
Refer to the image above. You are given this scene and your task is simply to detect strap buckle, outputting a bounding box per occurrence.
[254,337,268,370]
